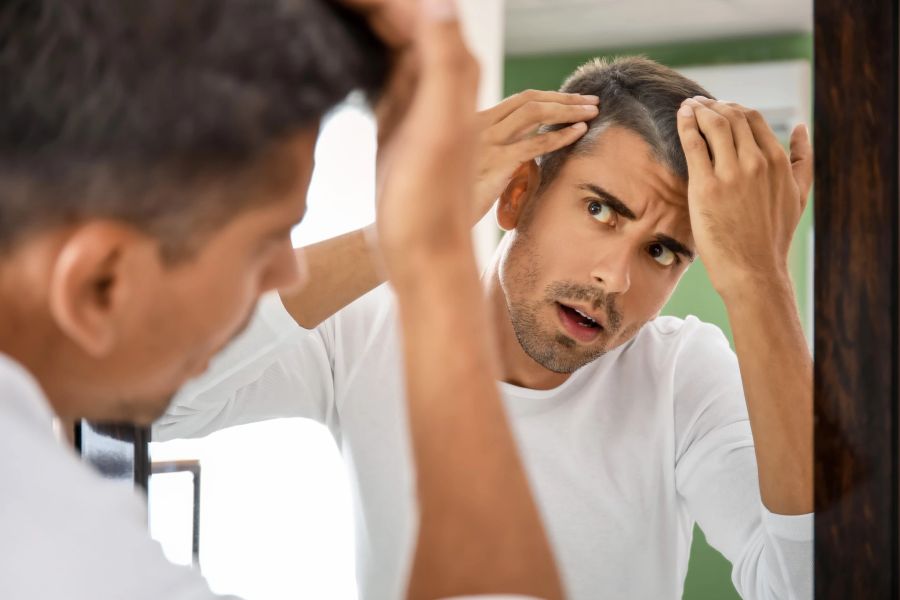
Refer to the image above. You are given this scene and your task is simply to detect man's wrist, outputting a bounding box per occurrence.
[714,265,793,305]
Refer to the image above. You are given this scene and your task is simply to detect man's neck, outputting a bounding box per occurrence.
[481,252,571,392]
[0,254,72,421]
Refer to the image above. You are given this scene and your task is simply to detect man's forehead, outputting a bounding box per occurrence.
[564,126,689,213]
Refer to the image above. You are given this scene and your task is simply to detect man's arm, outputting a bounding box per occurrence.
[278,90,599,329]
[366,1,565,598]
[279,227,382,329]
[677,97,813,515]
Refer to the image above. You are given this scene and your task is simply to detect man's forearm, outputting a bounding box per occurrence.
[396,249,564,600]
[723,274,813,515]
[278,226,384,329]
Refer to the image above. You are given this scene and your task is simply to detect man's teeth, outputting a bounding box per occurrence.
[573,308,597,324]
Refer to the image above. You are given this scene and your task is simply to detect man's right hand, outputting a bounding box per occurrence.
[472,90,598,224]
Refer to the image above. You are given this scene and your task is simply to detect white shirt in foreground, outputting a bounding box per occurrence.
[157,286,813,600]
[0,354,236,600]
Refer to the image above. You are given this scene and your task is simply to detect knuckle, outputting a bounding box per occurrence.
[708,114,729,129]
[744,108,764,123]
[745,154,767,175]
[719,168,739,185]
[683,136,707,152]
[522,100,546,121]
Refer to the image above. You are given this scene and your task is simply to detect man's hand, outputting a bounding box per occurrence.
[472,90,598,223]
[677,97,814,516]
[676,96,812,296]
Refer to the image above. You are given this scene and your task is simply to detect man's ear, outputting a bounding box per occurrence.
[496,160,541,231]
[47,221,154,358]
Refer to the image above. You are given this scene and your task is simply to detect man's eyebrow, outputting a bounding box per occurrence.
[655,234,696,262]
[578,182,695,261]
[578,183,637,220]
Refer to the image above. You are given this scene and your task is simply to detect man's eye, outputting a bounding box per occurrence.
[587,200,615,225]
[649,243,677,266]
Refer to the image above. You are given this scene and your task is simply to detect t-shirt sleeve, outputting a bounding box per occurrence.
[153,291,338,441]
[672,318,812,600]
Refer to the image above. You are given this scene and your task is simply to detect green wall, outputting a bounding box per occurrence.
[504,33,813,600]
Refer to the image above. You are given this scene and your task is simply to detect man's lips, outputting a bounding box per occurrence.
[556,302,605,343]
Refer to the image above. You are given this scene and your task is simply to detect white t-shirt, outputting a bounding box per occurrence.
[156,286,813,600]
[0,354,235,600]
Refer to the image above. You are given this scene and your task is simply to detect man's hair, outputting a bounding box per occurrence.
[537,57,713,189]
[0,0,388,258]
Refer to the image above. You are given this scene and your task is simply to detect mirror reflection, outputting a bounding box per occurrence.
[149,1,814,599]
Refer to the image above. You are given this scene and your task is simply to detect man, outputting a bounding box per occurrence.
[158,57,815,599]
[0,0,574,598]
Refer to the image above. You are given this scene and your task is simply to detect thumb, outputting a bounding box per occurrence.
[790,123,813,208]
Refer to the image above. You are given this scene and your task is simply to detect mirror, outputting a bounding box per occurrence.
[147,1,815,599]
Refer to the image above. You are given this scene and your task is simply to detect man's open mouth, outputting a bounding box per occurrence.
[556,302,604,343]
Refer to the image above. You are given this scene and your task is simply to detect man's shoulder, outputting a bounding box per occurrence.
[609,314,736,386]
[637,314,731,353]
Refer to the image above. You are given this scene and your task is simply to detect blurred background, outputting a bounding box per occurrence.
[149,1,813,598]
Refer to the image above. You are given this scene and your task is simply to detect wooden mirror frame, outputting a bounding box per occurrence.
[814,0,899,597]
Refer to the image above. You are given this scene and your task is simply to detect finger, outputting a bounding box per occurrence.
[742,107,790,167]
[488,101,598,144]
[694,99,761,163]
[510,121,589,161]
[686,97,738,175]
[481,89,600,124]
[676,103,714,180]
[790,123,813,209]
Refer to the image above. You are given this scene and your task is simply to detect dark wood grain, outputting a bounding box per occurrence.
[814,0,899,597]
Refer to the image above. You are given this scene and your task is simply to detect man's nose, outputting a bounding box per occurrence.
[589,248,632,295]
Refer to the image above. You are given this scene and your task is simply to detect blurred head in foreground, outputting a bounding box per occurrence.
[0,0,387,423]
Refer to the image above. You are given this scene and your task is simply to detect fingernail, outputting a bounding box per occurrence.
[423,0,458,21]
[582,104,599,113]
[693,95,709,102]
[570,121,588,131]
[678,105,694,118]
[581,95,600,104]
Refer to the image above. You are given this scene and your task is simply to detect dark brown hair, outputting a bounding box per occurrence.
[537,56,713,189]
[0,0,388,258]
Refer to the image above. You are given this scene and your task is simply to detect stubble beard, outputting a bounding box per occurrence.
[501,230,622,374]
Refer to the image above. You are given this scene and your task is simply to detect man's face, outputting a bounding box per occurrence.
[47,129,317,424]
[498,126,694,374]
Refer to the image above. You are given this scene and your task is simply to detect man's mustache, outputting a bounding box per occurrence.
[545,281,623,332]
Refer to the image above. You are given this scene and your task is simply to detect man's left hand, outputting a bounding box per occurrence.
[676,97,813,297]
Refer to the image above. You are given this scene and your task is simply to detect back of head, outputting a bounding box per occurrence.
[538,57,713,188]
[0,0,388,258]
